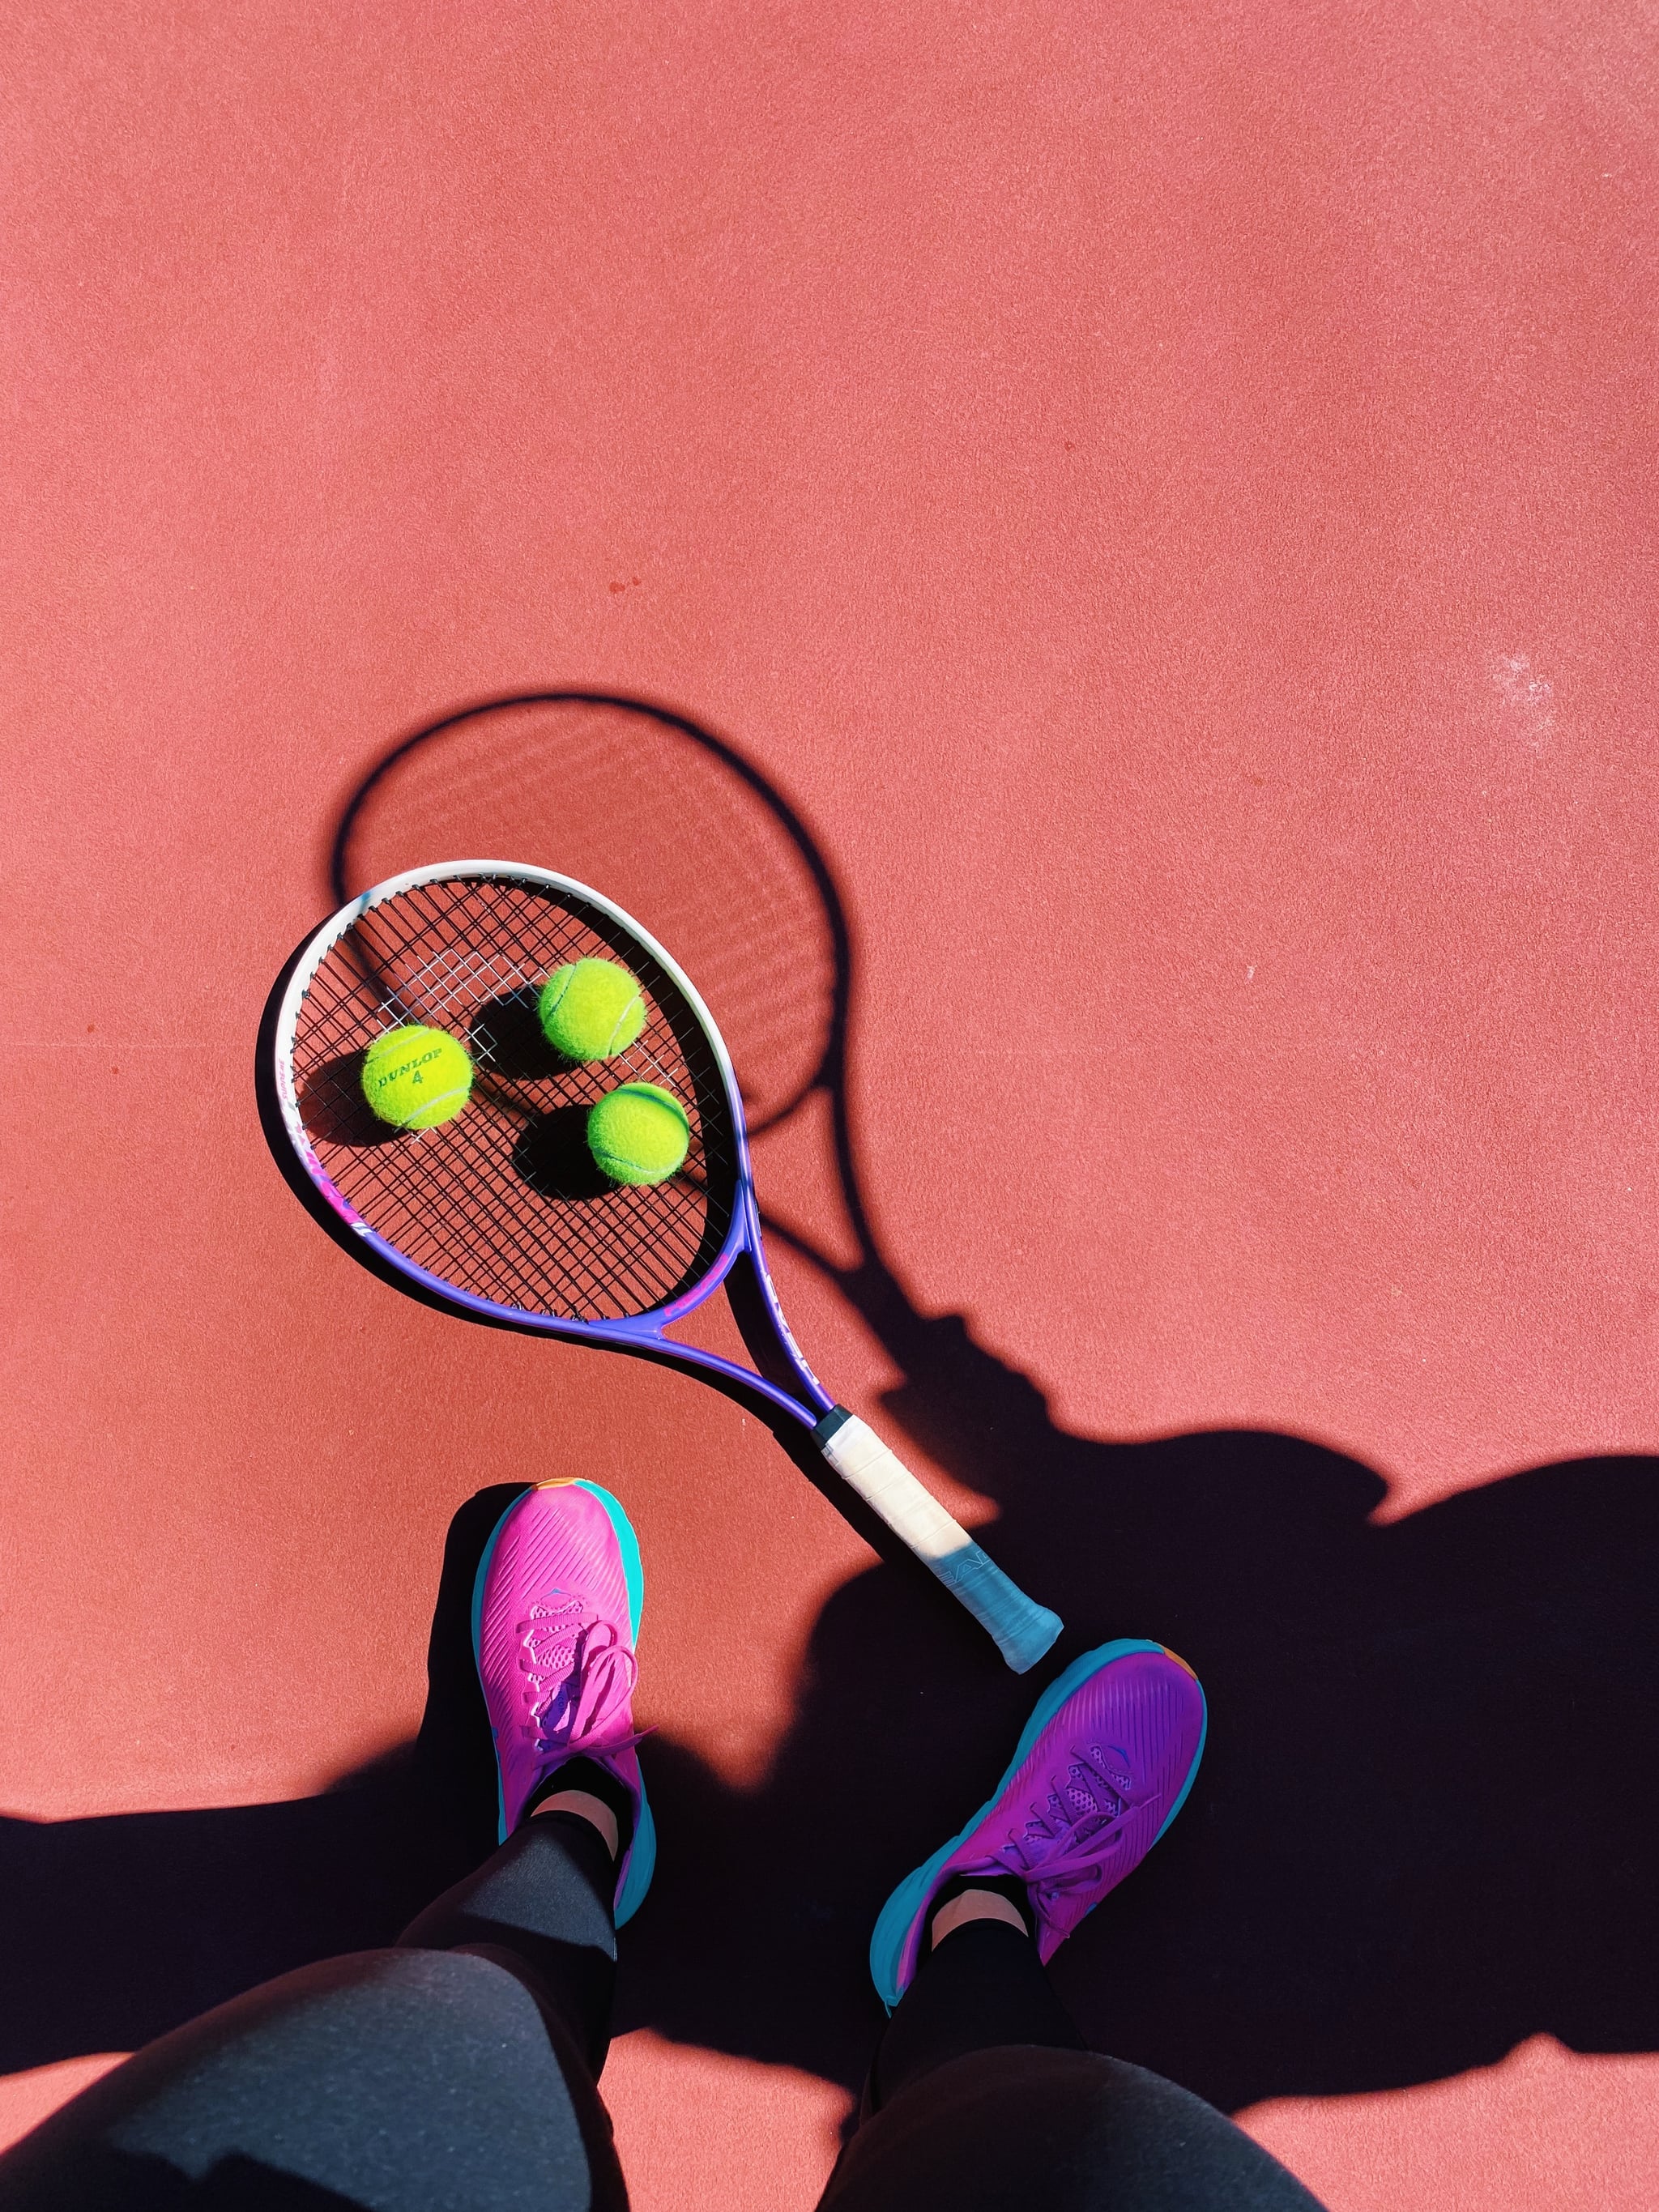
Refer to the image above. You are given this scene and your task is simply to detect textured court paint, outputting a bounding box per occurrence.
[3,3,1658,2208]
[0,2060,127,2157]
[603,2035,853,2212]
[1239,2039,1659,2210]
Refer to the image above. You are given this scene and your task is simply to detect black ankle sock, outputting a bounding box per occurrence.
[926,1871,1037,1948]
[522,1755,635,1857]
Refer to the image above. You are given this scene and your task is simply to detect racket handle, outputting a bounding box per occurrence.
[813,1408,1064,1673]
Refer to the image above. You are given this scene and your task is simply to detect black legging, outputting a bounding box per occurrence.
[0,1813,1323,2210]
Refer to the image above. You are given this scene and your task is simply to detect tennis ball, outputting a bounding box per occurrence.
[360,1025,474,1130]
[538,958,646,1061]
[587,1082,690,1186]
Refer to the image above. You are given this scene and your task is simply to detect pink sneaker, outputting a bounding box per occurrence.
[870,1640,1206,2009]
[471,1479,655,1924]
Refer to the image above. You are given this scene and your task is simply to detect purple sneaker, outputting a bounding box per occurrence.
[870,1640,1206,2009]
[472,1479,655,1924]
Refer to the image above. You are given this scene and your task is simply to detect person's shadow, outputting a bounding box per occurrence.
[3,694,1654,2122]
[614,1319,1659,2109]
[6,1352,1654,2115]
[397,1360,1659,2122]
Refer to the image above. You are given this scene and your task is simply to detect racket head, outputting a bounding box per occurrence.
[273,861,755,1334]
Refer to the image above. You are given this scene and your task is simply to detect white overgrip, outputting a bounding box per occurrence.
[812,1409,1063,1673]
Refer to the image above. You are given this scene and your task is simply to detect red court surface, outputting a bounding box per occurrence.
[5,4,1659,2206]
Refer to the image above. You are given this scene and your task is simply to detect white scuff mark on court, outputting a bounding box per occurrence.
[1491,653,1556,753]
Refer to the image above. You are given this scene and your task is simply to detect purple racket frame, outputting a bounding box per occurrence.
[272,860,1063,1673]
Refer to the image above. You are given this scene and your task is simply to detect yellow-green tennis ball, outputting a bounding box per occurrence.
[587,1082,690,1187]
[360,1025,474,1130]
[538,958,646,1061]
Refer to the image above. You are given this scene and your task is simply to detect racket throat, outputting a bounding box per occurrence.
[723,1242,834,1414]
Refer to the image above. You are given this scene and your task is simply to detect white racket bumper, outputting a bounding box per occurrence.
[812,1409,1063,1673]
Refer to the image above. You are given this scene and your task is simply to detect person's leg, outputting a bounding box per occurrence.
[0,1479,655,2212]
[399,1768,629,2075]
[867,1904,1087,2107]
[0,1945,627,2212]
[824,2044,1325,2212]
[825,1640,1324,2211]
[394,1474,655,2078]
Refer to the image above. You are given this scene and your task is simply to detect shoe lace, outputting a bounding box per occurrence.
[987,1745,1137,1905]
[518,1597,643,1758]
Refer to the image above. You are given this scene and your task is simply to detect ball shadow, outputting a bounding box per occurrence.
[296,1053,406,1149]
[511,1106,614,1203]
[469,989,569,1083]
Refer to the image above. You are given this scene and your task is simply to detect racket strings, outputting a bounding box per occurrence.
[289,874,736,1322]
[306,1012,715,1316]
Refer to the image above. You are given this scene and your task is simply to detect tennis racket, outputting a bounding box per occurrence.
[271,859,1064,1673]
